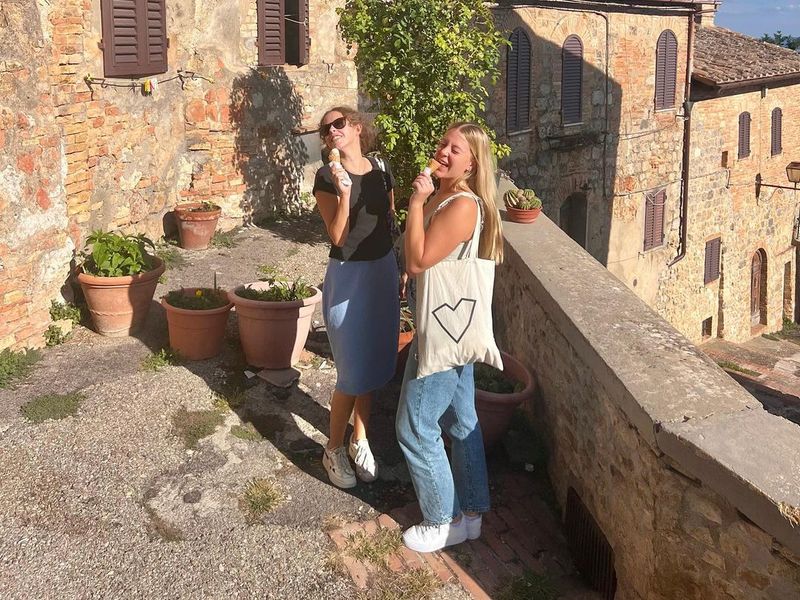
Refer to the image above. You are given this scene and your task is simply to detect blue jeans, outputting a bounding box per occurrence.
[395,339,491,525]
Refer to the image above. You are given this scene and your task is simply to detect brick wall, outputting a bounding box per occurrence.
[0,0,355,350]
[657,84,800,343]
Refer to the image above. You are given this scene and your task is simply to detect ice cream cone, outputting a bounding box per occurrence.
[423,158,442,176]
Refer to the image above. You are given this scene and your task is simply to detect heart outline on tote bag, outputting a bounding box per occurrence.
[432,298,476,344]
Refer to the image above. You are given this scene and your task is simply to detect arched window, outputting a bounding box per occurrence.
[771,107,783,156]
[507,28,531,133]
[739,112,751,159]
[562,35,583,125]
[655,30,678,110]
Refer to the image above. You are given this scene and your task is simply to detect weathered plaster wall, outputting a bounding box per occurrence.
[494,214,800,599]
[657,85,800,343]
[0,0,354,349]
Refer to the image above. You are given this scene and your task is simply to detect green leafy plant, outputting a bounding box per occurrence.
[496,571,557,600]
[44,325,68,347]
[504,188,542,211]
[21,392,84,423]
[338,0,510,203]
[241,478,283,520]
[211,228,239,249]
[240,266,314,302]
[80,230,157,277]
[164,288,229,310]
[49,300,81,325]
[474,363,524,394]
[0,348,41,388]
[188,201,220,212]
[141,348,182,371]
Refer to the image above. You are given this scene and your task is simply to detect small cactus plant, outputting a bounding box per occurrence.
[503,187,542,211]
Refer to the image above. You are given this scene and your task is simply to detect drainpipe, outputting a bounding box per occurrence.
[668,6,697,267]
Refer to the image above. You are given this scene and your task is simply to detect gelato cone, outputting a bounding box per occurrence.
[327,147,352,187]
[422,158,442,176]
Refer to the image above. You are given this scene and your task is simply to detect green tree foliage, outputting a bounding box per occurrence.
[761,31,800,51]
[338,0,510,202]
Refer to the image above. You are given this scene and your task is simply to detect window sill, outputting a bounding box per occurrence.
[507,128,533,138]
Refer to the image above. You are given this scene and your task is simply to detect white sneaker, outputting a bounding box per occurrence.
[465,514,482,540]
[402,519,468,553]
[348,436,378,482]
[323,446,356,489]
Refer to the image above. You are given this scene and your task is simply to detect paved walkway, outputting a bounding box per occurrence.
[0,218,598,599]
[702,334,800,426]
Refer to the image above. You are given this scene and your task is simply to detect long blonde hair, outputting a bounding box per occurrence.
[448,122,504,264]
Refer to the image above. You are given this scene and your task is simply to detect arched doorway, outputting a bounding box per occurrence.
[560,192,587,248]
[751,249,767,327]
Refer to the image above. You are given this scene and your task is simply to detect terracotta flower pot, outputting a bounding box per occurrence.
[78,258,165,337]
[506,206,541,224]
[161,289,233,360]
[175,203,221,250]
[475,351,537,448]
[229,282,322,369]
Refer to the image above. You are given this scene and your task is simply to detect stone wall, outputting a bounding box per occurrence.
[657,85,800,343]
[494,214,800,599]
[488,5,689,294]
[0,0,354,350]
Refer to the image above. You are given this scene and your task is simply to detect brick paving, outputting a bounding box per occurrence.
[327,470,601,599]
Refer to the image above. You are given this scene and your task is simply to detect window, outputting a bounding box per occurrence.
[560,192,587,248]
[258,0,309,66]
[507,28,531,133]
[655,30,678,110]
[738,112,751,159]
[562,35,583,125]
[702,317,713,339]
[643,189,665,251]
[100,0,168,78]
[771,108,783,156]
[704,237,721,284]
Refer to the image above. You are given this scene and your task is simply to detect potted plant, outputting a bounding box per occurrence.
[229,270,322,369]
[503,187,542,224]
[474,352,537,448]
[174,201,222,250]
[396,300,415,376]
[77,231,165,337]
[161,284,233,360]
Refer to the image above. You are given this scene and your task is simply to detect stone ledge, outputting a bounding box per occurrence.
[656,409,800,556]
[500,212,800,554]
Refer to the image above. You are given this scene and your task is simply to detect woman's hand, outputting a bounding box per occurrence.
[409,173,434,203]
[331,164,352,197]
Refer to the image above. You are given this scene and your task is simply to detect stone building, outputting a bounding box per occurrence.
[0,0,354,350]
[490,0,800,344]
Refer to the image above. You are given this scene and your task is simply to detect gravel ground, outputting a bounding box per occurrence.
[0,218,425,600]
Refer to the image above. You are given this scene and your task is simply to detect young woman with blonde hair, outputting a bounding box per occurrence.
[396,122,504,552]
[313,106,399,489]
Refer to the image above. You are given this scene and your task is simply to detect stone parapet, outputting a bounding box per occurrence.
[494,213,800,599]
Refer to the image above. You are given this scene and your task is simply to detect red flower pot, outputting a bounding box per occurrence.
[161,289,233,360]
[506,206,541,224]
[175,203,221,250]
[78,258,165,337]
[229,283,322,369]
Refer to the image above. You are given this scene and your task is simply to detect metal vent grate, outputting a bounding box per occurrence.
[564,487,617,600]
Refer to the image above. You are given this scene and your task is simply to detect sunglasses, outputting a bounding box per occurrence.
[321,116,348,137]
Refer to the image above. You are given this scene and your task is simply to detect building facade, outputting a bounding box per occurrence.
[490,0,800,344]
[0,0,353,350]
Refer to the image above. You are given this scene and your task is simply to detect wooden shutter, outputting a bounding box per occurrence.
[259,0,284,66]
[101,0,168,77]
[704,237,721,284]
[285,0,309,66]
[771,108,783,156]
[739,112,751,159]
[562,35,583,125]
[655,30,677,110]
[506,28,531,133]
[644,190,665,251]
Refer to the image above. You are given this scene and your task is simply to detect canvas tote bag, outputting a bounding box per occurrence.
[415,192,504,379]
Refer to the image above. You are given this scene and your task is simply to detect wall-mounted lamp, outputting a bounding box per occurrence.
[755,162,800,197]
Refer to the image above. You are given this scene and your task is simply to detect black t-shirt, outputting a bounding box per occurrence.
[313,156,396,262]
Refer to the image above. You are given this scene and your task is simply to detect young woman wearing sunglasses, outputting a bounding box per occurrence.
[312,106,400,489]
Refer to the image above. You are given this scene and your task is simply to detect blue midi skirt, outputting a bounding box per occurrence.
[322,250,400,395]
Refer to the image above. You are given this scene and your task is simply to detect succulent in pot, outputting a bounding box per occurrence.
[161,286,233,360]
[77,231,165,336]
[503,187,543,223]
